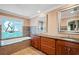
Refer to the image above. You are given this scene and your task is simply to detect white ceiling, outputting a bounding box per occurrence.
[0,4,62,18]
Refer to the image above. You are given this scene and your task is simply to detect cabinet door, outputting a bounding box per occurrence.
[41,37,55,55]
[31,38,35,47]
[56,40,70,55]
[64,46,79,55]
[56,40,66,55]
[56,45,66,55]
[31,36,41,50]
[64,46,71,55]
[69,47,79,55]
[31,36,36,47]
[65,41,79,55]
[56,40,79,55]
[35,36,41,50]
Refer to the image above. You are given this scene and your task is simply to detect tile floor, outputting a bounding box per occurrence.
[11,47,45,55]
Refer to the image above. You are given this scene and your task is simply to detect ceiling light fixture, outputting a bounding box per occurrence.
[37,10,41,13]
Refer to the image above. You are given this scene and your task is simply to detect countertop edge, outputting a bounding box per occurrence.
[37,34,79,43]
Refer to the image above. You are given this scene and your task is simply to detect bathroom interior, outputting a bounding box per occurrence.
[0,4,79,55]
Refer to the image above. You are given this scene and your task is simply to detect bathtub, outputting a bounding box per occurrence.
[0,37,31,46]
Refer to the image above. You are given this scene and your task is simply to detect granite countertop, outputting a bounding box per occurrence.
[37,34,79,43]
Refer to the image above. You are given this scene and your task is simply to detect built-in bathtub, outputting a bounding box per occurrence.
[0,37,31,46]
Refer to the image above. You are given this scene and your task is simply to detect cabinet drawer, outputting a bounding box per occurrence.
[41,45,55,55]
[41,37,55,47]
[56,40,79,48]
[64,41,79,48]
[56,40,65,46]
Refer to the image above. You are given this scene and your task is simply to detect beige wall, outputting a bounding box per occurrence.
[30,16,39,26]
[44,10,58,36]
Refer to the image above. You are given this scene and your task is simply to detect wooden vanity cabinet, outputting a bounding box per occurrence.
[31,36,41,50]
[31,36,56,55]
[41,37,55,55]
[65,41,79,55]
[56,40,79,55]
[56,40,67,55]
[31,35,79,55]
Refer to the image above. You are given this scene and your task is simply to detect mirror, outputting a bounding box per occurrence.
[58,5,79,34]
[38,14,48,33]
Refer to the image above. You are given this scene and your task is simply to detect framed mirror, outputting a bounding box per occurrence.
[58,5,79,34]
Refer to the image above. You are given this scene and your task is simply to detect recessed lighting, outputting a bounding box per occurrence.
[37,10,41,13]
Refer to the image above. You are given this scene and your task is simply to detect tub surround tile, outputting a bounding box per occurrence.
[0,40,31,55]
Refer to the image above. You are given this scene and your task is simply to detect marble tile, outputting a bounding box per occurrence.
[11,47,45,55]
